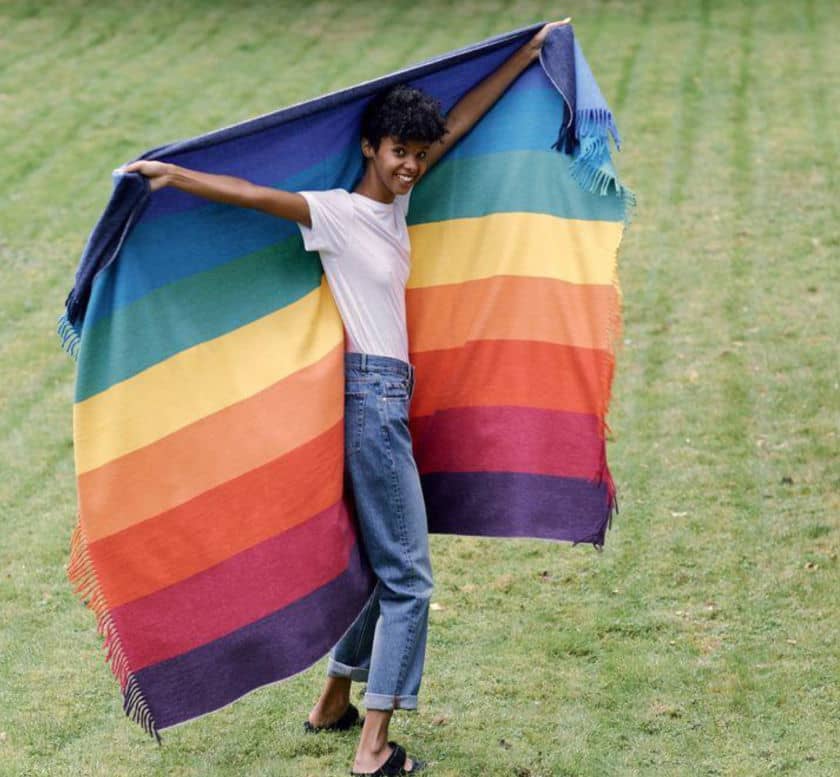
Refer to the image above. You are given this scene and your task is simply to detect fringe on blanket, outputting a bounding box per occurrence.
[57,313,80,360]
[68,523,161,742]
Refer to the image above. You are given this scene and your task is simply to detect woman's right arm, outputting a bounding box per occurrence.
[121,161,312,227]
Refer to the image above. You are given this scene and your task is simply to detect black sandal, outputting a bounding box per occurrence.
[350,741,426,775]
[303,703,361,733]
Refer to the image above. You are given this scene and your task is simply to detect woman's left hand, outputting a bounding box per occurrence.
[526,19,572,59]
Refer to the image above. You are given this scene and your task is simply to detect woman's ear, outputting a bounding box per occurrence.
[361,137,375,159]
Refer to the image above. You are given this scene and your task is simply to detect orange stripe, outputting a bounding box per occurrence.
[78,345,344,543]
[410,339,613,418]
[406,276,618,353]
[89,422,345,608]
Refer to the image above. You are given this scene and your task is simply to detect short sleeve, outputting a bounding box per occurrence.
[298,189,353,256]
[395,192,411,218]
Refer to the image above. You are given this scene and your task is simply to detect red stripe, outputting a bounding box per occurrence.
[111,500,358,671]
[409,339,613,418]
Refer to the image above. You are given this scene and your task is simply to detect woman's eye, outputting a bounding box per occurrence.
[418,151,427,160]
[394,147,405,156]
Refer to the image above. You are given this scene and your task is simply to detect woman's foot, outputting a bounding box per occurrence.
[352,741,423,775]
[304,702,359,732]
[306,676,353,729]
[352,711,424,774]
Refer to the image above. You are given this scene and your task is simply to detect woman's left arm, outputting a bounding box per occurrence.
[424,19,571,169]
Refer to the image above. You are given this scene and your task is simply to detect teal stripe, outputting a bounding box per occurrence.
[409,149,625,226]
[76,239,320,402]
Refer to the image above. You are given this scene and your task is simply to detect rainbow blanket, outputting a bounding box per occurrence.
[60,23,630,738]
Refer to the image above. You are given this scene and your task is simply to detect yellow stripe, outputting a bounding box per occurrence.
[407,212,622,288]
[74,280,343,474]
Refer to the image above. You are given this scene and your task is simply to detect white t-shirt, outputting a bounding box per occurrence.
[298,189,412,363]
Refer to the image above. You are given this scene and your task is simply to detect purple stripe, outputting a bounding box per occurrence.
[137,542,373,730]
[422,471,613,546]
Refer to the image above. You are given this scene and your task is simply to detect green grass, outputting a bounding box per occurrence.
[1,1,837,775]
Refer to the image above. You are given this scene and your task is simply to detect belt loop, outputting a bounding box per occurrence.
[361,353,368,372]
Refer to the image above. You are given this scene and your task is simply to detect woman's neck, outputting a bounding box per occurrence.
[353,165,395,204]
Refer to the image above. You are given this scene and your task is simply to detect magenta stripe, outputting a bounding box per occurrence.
[112,499,358,671]
[410,406,605,481]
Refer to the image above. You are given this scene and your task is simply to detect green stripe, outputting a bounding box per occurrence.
[76,238,321,402]
[409,149,626,225]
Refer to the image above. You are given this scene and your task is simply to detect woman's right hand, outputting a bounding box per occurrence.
[119,160,173,191]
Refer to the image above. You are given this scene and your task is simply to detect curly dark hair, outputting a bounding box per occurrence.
[360,85,448,150]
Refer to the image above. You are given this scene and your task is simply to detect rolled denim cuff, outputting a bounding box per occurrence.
[363,691,418,711]
[327,658,369,683]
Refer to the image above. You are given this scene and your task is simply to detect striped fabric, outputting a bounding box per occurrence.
[60,24,631,737]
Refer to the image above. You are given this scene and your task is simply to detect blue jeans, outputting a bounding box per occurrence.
[327,353,433,711]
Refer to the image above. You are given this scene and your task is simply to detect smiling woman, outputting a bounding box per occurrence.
[356,84,444,200]
[363,136,432,197]
[59,18,629,776]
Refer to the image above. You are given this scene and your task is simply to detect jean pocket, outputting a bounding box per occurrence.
[345,377,376,395]
[344,392,367,455]
[381,379,410,400]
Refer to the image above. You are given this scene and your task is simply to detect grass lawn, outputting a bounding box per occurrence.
[0,1,837,775]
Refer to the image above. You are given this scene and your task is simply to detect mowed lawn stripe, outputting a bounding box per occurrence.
[805,0,838,184]
[0,8,83,70]
[310,1,413,94]
[717,2,835,763]
[7,14,237,194]
[6,4,320,243]
[0,5,334,343]
[192,3,357,126]
[1,6,197,179]
[608,7,745,767]
[619,0,712,541]
[611,0,654,115]
[714,1,767,747]
[615,7,756,766]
